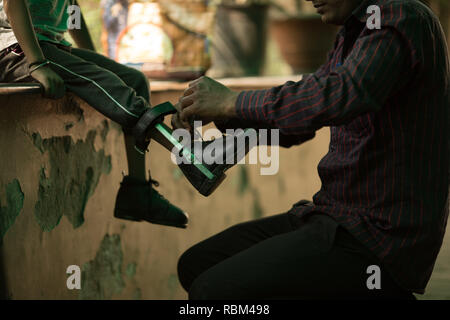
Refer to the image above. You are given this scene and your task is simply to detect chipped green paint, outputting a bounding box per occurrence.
[109,121,124,134]
[133,288,142,300]
[0,180,24,241]
[31,133,44,154]
[172,167,183,180]
[33,130,111,231]
[126,262,137,278]
[237,166,250,196]
[79,234,125,300]
[100,120,109,142]
[252,188,263,219]
[167,273,179,299]
[64,123,74,131]
[58,94,84,122]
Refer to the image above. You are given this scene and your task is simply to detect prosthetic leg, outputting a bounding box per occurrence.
[133,102,251,196]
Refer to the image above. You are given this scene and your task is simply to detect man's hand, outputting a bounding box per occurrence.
[171,103,191,130]
[178,76,239,128]
[31,66,66,99]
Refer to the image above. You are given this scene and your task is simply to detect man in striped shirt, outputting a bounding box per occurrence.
[175,0,449,299]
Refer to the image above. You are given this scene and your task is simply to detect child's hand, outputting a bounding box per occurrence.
[30,66,66,99]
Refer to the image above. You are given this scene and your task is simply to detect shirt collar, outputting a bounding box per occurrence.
[350,0,380,23]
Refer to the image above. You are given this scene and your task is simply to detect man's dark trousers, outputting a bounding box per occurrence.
[178,210,416,299]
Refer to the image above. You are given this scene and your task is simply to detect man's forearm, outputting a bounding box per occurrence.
[214,118,315,148]
[68,1,95,51]
[4,0,45,64]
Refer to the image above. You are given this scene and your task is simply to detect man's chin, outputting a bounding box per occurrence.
[320,14,342,25]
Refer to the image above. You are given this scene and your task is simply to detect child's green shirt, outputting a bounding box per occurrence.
[0,0,73,52]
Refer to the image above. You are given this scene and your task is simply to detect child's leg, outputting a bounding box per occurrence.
[123,129,146,181]
[38,42,188,227]
[40,42,147,129]
[41,43,245,197]
[69,47,151,103]
[68,47,177,150]
[68,47,172,182]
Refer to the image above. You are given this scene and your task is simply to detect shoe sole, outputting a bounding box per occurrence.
[114,209,188,229]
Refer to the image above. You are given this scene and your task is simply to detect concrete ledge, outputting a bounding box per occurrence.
[0,83,42,95]
[150,75,302,92]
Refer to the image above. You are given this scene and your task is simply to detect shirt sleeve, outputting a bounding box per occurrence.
[214,118,315,148]
[235,22,416,136]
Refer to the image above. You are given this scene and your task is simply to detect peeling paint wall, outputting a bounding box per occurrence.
[1,91,448,300]
[33,130,111,231]
[0,180,24,243]
[80,234,125,300]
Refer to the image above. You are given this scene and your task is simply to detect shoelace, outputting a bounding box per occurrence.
[150,178,160,187]
[148,174,167,202]
[150,182,169,203]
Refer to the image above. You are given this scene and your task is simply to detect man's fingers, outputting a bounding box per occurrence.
[171,113,182,129]
[180,104,196,122]
[174,102,182,112]
[183,86,196,97]
[172,113,192,131]
[179,93,197,109]
[188,77,203,87]
[179,97,192,109]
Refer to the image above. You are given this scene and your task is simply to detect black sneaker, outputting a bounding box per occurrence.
[177,130,253,196]
[114,176,188,228]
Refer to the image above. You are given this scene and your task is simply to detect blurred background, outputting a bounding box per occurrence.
[0,0,449,300]
[71,0,450,78]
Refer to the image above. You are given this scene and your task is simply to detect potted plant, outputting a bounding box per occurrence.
[268,0,339,74]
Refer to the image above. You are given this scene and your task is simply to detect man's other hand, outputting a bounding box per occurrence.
[31,66,66,99]
[178,76,238,125]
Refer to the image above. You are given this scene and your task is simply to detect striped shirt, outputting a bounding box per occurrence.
[235,0,449,293]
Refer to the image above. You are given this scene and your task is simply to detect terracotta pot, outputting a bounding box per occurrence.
[270,15,339,74]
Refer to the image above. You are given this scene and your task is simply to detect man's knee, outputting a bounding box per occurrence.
[188,274,211,300]
[188,271,226,300]
[177,245,203,292]
[188,266,246,300]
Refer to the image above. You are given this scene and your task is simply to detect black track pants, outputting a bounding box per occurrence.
[0,41,150,128]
